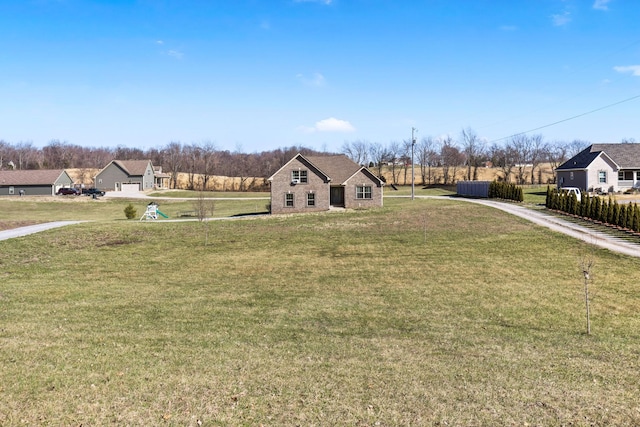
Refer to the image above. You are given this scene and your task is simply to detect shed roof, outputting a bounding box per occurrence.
[0,169,69,186]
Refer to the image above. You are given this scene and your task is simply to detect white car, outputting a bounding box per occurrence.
[560,187,581,202]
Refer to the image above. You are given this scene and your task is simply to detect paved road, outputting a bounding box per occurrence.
[0,221,85,241]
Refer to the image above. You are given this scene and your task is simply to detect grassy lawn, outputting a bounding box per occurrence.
[0,197,269,222]
[1,198,640,425]
[147,190,269,199]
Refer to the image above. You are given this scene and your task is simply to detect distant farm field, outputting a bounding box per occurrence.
[1,198,640,425]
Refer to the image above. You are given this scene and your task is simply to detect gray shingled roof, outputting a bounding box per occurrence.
[590,144,640,168]
[558,143,640,170]
[0,169,68,185]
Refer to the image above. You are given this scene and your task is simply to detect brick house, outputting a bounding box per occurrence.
[268,153,384,214]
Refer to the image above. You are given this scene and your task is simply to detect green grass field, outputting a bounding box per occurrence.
[1,197,640,425]
[0,195,269,223]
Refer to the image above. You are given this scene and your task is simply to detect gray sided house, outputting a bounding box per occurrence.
[95,160,157,192]
[556,143,640,193]
[0,169,74,196]
[268,153,384,214]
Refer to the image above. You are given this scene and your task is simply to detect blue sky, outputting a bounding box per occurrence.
[1,0,639,153]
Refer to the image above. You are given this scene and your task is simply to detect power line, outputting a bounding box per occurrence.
[490,93,640,143]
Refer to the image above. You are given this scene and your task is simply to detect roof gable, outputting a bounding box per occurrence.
[269,153,383,186]
[113,160,152,176]
[267,154,331,182]
[590,143,640,168]
[557,145,619,170]
[97,160,153,178]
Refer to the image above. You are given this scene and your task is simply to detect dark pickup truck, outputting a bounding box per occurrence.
[81,188,105,197]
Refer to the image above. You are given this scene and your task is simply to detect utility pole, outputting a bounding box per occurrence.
[411,127,417,200]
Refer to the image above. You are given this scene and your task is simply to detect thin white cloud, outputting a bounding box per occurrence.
[156,40,164,45]
[499,25,517,32]
[551,11,572,26]
[167,50,184,59]
[297,117,355,133]
[260,20,271,30]
[296,72,326,87]
[294,0,333,5]
[593,0,612,10]
[614,65,640,76]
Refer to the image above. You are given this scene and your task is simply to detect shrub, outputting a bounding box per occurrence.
[124,203,137,220]
[488,181,523,203]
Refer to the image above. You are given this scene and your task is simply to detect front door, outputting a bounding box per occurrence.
[330,186,344,207]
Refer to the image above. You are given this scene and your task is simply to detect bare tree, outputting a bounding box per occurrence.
[580,256,594,335]
[417,137,438,185]
[0,140,10,169]
[43,140,75,168]
[440,136,463,185]
[387,141,402,185]
[401,139,413,185]
[342,140,369,165]
[163,141,183,189]
[529,134,548,185]
[488,143,516,182]
[546,141,569,184]
[509,135,532,184]
[461,127,484,181]
[568,139,590,158]
[368,142,389,179]
[200,141,217,191]
[184,143,202,190]
[193,192,216,246]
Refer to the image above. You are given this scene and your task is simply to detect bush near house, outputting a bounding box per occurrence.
[488,180,524,202]
[124,203,137,220]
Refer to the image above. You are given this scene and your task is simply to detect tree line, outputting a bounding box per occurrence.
[342,129,591,185]
[0,140,329,190]
[0,130,593,188]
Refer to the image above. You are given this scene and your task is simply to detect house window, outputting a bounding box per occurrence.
[356,185,372,199]
[619,171,633,180]
[307,193,315,207]
[598,171,607,184]
[570,171,574,180]
[285,193,294,207]
[291,170,308,183]
[636,171,640,181]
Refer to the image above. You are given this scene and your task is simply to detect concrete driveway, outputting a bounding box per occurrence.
[0,221,85,241]
[445,197,640,258]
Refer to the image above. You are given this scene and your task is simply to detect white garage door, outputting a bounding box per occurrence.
[121,183,141,193]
